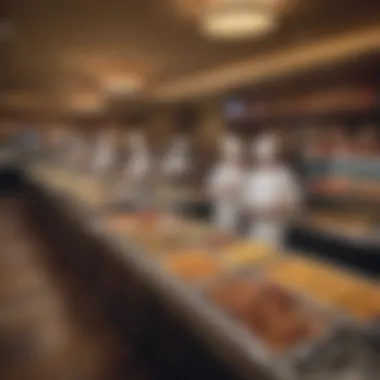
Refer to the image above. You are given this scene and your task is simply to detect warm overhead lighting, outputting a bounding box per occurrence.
[202,10,275,39]
[105,74,142,96]
[200,0,276,40]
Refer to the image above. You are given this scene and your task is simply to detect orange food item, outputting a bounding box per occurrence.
[210,281,261,317]
[209,278,325,353]
[163,251,222,283]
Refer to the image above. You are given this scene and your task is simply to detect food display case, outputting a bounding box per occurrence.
[27,163,380,380]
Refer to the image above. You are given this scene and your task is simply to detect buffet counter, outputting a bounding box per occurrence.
[29,163,380,380]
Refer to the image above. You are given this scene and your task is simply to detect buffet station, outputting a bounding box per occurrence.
[26,162,380,380]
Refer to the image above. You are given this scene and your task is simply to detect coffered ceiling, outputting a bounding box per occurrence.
[0,0,379,114]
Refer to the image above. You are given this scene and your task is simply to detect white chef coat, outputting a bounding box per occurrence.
[126,146,150,179]
[121,147,151,208]
[129,153,150,179]
[245,165,302,249]
[124,133,151,179]
[93,137,115,175]
[162,150,190,177]
[208,162,245,233]
[161,138,191,178]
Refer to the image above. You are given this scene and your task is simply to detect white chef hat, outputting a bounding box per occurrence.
[252,133,279,161]
[221,134,242,158]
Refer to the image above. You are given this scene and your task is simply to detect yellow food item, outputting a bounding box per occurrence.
[223,241,276,266]
[266,256,380,321]
[163,251,222,283]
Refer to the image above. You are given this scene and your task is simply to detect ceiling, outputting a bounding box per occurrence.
[1,0,380,114]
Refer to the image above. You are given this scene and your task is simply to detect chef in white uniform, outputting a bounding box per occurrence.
[245,134,302,249]
[161,134,191,178]
[207,135,245,233]
[93,130,116,176]
[159,134,192,215]
[124,131,152,207]
[125,131,151,181]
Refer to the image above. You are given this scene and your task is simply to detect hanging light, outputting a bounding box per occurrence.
[200,0,277,40]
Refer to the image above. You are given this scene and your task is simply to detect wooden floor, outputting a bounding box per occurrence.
[0,195,147,380]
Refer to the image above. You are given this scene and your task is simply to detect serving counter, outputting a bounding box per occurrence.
[28,163,380,380]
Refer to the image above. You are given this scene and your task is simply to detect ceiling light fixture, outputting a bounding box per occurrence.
[200,0,276,40]
[105,74,141,96]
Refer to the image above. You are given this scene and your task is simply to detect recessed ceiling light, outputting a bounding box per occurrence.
[200,0,277,40]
